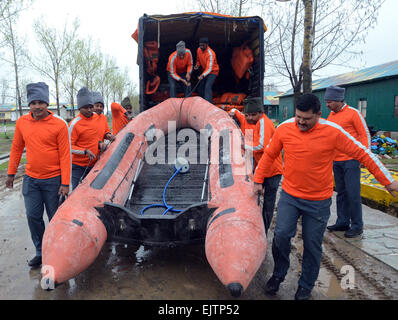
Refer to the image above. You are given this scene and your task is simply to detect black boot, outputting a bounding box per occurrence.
[264,275,284,295]
[295,286,312,300]
[28,255,42,268]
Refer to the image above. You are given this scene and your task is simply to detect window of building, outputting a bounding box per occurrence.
[358,99,367,118]
[395,95,398,118]
[0,113,5,119]
[283,106,288,119]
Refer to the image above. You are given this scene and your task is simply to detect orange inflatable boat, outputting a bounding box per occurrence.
[41,97,267,297]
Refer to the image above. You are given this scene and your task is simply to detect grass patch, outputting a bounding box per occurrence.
[379,157,398,171]
[0,132,14,154]
[0,157,26,172]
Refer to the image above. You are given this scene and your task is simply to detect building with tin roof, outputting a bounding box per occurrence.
[278,60,398,132]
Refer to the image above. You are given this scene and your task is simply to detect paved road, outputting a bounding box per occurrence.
[0,173,397,301]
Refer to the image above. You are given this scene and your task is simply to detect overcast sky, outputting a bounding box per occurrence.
[13,0,398,91]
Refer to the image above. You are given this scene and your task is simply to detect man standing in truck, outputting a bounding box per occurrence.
[167,41,193,98]
[194,37,219,103]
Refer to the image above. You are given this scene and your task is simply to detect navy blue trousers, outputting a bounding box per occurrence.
[72,163,92,190]
[197,74,216,103]
[333,159,363,231]
[262,174,282,234]
[22,175,61,256]
[271,190,331,290]
[167,73,192,98]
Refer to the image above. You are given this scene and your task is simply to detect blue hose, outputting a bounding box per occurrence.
[140,166,183,216]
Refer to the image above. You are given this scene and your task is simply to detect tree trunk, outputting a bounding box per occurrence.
[302,0,313,93]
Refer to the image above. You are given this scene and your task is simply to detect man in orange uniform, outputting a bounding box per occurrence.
[325,86,370,238]
[111,96,133,135]
[6,82,71,268]
[253,94,398,300]
[194,37,219,103]
[230,97,283,234]
[69,87,108,190]
[92,91,115,143]
[167,41,193,97]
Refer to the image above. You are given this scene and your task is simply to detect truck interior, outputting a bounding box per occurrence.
[133,12,266,112]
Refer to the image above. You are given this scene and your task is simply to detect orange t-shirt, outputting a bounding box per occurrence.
[167,50,193,81]
[232,109,283,176]
[8,111,71,186]
[98,113,111,139]
[196,46,219,77]
[327,104,371,161]
[111,102,129,135]
[69,113,108,167]
[254,118,393,201]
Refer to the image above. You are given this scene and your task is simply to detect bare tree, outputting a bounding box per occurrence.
[92,55,119,114]
[257,0,385,104]
[1,79,10,104]
[31,18,79,115]
[181,0,253,16]
[0,0,32,25]
[78,37,103,91]
[62,38,85,118]
[0,1,30,117]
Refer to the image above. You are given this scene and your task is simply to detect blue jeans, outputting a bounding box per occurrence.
[72,163,92,190]
[333,159,363,231]
[197,74,216,103]
[167,73,192,98]
[22,175,61,256]
[271,190,331,290]
[262,174,282,234]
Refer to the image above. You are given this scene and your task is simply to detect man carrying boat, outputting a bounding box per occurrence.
[69,87,109,190]
[110,96,134,135]
[253,93,398,300]
[229,97,283,234]
[324,86,370,238]
[167,41,193,98]
[5,82,71,268]
[194,37,219,103]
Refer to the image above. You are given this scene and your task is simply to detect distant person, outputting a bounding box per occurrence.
[92,91,115,143]
[253,93,398,300]
[167,41,193,98]
[6,82,71,268]
[111,96,134,135]
[69,87,108,190]
[229,97,283,234]
[194,37,219,103]
[325,86,371,238]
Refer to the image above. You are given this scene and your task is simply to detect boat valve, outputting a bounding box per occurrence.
[174,157,190,173]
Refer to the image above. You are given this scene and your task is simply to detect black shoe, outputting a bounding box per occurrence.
[327,224,350,232]
[295,286,312,300]
[265,275,283,295]
[344,228,363,238]
[28,255,42,267]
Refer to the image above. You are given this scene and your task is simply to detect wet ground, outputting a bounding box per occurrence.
[0,170,397,300]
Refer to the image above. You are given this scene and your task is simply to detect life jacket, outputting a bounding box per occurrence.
[146,75,160,95]
[144,41,160,94]
[219,92,247,105]
[144,41,159,76]
[231,42,254,82]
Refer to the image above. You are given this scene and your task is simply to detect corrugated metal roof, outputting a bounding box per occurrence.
[263,91,283,105]
[281,60,398,97]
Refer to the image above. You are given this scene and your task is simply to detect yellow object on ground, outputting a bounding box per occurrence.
[360,168,398,206]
